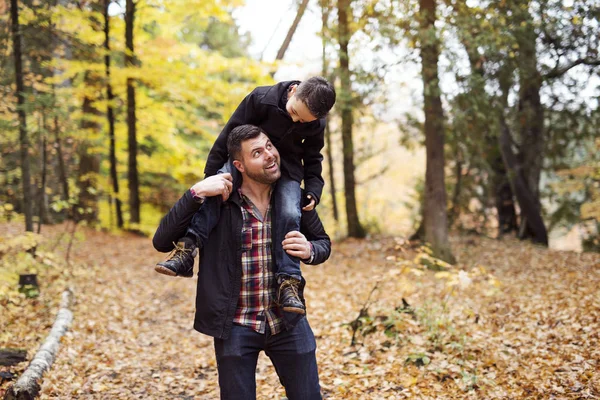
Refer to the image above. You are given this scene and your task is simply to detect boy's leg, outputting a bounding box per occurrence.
[265,318,322,400]
[187,159,238,247]
[214,325,263,400]
[272,177,305,314]
[273,176,302,279]
[155,160,238,277]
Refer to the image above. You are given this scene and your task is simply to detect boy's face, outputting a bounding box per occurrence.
[286,85,318,123]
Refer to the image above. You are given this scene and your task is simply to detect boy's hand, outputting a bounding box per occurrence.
[190,173,233,201]
[301,195,316,211]
[282,231,311,260]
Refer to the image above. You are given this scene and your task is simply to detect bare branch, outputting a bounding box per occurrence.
[356,165,390,185]
[544,58,600,80]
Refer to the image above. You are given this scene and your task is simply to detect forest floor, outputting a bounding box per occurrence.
[1,222,599,399]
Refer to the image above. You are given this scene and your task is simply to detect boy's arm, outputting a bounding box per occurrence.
[299,209,331,265]
[302,122,326,204]
[204,89,263,177]
[152,174,233,252]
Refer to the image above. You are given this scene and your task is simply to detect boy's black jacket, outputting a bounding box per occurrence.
[204,81,326,204]
[152,189,332,339]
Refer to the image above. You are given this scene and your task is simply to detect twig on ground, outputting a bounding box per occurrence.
[349,280,380,346]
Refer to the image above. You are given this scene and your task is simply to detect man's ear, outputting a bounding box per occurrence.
[232,159,244,174]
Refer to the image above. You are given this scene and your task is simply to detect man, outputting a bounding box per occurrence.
[152,125,330,399]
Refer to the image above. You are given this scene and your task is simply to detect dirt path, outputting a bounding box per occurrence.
[21,227,599,399]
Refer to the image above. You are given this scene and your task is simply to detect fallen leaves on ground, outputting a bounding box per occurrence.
[1,223,599,399]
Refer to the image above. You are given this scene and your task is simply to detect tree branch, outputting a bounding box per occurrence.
[544,58,600,80]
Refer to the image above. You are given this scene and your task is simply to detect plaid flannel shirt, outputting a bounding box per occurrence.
[233,190,284,335]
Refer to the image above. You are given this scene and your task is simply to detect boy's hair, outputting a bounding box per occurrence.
[295,76,336,119]
[227,124,265,161]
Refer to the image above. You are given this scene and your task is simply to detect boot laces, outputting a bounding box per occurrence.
[278,279,300,302]
[168,241,193,263]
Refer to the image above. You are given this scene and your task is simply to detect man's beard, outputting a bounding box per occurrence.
[244,163,281,185]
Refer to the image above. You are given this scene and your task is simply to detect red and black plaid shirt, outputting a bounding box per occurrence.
[233,189,284,335]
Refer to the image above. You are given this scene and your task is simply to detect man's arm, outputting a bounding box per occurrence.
[282,209,331,265]
[152,174,233,252]
[204,89,263,177]
[302,120,326,205]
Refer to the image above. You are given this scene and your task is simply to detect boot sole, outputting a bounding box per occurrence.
[154,265,177,277]
[282,307,306,315]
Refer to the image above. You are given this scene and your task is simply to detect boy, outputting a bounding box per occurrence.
[155,77,336,315]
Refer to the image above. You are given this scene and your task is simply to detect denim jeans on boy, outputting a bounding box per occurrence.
[186,161,303,281]
[213,318,322,400]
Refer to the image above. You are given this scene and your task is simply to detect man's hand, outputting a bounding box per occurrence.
[301,194,316,211]
[282,231,311,260]
[190,173,233,201]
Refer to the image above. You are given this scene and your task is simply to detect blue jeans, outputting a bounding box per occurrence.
[186,161,236,248]
[272,176,302,280]
[213,318,321,400]
[186,162,303,281]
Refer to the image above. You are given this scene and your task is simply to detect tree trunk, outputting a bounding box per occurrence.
[126,0,140,224]
[37,133,48,233]
[492,153,518,235]
[10,0,33,232]
[498,115,548,245]
[321,1,338,221]
[338,0,365,238]
[419,0,455,263]
[447,159,462,228]
[514,4,546,243]
[104,0,123,228]
[77,73,101,224]
[456,14,518,237]
[53,115,69,202]
[275,0,310,61]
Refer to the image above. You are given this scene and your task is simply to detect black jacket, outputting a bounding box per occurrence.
[204,81,326,204]
[152,189,331,339]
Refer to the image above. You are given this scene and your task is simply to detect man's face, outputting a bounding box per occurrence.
[286,85,318,123]
[236,133,281,184]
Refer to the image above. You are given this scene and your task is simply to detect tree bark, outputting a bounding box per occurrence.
[104,0,123,228]
[37,133,48,233]
[10,0,33,232]
[53,115,69,202]
[0,349,27,367]
[338,0,365,238]
[492,153,518,235]
[275,0,310,61]
[419,0,455,263]
[321,1,338,221]
[126,0,140,224]
[77,72,101,224]
[447,159,462,228]
[498,114,548,245]
[514,4,546,243]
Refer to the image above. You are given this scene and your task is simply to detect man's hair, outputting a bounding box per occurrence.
[227,124,265,161]
[295,76,336,119]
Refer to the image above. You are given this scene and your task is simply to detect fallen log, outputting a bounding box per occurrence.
[4,289,74,400]
[0,349,27,366]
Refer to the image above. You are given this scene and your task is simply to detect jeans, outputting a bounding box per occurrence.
[186,162,303,281]
[213,318,322,400]
[272,176,302,280]
[186,161,237,248]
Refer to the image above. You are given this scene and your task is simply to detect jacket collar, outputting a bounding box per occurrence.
[260,80,300,108]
